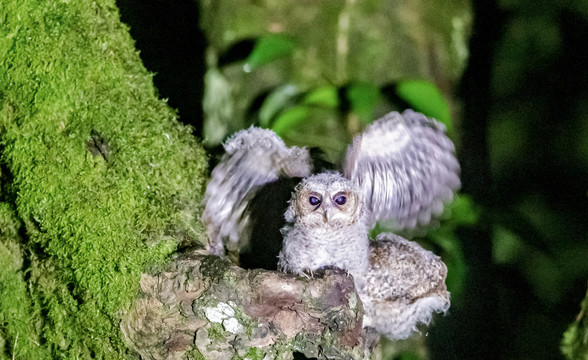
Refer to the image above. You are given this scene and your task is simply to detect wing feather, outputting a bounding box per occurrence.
[343,110,460,229]
[361,233,449,339]
[202,127,312,255]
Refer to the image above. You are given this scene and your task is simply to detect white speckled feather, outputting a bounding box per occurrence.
[359,233,449,339]
[344,110,460,229]
[202,127,312,255]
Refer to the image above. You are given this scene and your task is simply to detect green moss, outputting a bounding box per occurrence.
[187,346,206,360]
[207,323,228,343]
[0,0,207,358]
[0,203,50,359]
[236,347,265,360]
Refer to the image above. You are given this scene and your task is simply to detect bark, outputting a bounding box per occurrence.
[121,249,371,360]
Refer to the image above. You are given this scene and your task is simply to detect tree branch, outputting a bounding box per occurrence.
[121,249,372,360]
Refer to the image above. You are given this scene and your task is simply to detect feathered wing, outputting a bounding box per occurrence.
[202,127,312,256]
[360,233,449,340]
[343,110,460,229]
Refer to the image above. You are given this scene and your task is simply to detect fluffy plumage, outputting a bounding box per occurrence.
[344,110,460,229]
[278,173,370,288]
[277,173,449,339]
[202,127,312,255]
[361,233,450,339]
[202,110,459,340]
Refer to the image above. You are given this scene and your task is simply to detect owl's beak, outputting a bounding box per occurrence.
[322,209,331,223]
[321,203,333,223]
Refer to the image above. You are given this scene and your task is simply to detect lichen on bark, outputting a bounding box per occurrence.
[121,249,371,360]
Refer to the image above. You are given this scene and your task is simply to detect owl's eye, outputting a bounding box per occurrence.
[334,195,347,205]
[309,196,321,206]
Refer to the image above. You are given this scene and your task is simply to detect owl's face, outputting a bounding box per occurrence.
[285,173,363,228]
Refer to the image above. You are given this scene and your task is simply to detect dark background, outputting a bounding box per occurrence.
[116,0,588,359]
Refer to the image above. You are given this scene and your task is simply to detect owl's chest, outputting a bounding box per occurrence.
[280,224,369,275]
[294,226,362,249]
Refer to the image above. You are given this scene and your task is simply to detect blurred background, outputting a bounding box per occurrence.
[115,0,588,359]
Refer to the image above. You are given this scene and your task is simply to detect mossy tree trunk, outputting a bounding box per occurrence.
[0,0,208,358]
[0,1,371,359]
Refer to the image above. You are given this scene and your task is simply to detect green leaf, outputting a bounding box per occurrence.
[244,34,295,72]
[277,107,349,162]
[448,194,480,226]
[561,287,588,360]
[258,84,301,127]
[302,85,339,108]
[396,80,453,133]
[428,228,467,302]
[346,82,381,125]
[271,106,310,136]
[493,225,524,265]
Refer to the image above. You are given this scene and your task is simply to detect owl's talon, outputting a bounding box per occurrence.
[300,270,312,279]
[316,266,347,278]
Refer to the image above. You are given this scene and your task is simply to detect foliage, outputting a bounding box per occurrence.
[0,0,208,358]
[395,80,453,134]
[562,287,588,360]
[199,0,472,148]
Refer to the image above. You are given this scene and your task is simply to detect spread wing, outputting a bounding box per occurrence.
[202,127,312,256]
[343,110,460,229]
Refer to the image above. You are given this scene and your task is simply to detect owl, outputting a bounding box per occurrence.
[202,109,459,339]
[276,172,450,340]
[277,173,370,288]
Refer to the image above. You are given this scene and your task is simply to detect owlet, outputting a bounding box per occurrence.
[202,110,460,340]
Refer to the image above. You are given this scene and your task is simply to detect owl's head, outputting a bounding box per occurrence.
[285,172,364,228]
